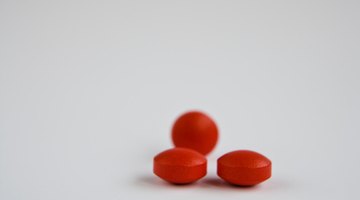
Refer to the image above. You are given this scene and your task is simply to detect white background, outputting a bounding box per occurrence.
[1,0,360,199]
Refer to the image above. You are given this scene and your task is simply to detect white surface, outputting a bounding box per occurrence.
[1,0,360,199]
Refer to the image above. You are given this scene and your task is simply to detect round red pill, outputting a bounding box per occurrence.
[172,111,218,155]
[217,150,271,186]
[153,148,207,184]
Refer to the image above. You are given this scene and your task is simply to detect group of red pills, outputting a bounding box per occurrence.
[153,111,272,186]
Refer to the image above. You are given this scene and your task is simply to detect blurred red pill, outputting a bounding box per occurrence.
[153,147,207,184]
[217,150,271,186]
[172,111,218,155]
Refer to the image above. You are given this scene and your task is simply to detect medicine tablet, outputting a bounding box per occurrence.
[172,111,218,155]
[153,148,207,184]
[217,150,271,186]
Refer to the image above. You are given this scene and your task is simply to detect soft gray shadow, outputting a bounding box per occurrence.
[200,177,261,191]
[134,175,287,191]
[134,175,200,189]
[260,177,292,191]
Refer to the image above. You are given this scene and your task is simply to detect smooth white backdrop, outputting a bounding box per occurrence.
[1,0,359,199]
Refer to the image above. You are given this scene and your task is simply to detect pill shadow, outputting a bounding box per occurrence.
[134,175,282,191]
[204,176,293,192]
[200,177,260,191]
[134,175,199,189]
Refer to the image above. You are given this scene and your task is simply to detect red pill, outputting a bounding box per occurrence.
[172,111,218,155]
[217,150,271,186]
[153,148,207,184]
